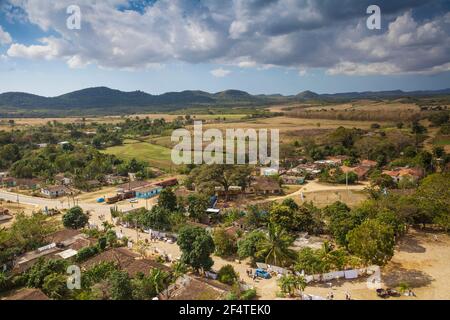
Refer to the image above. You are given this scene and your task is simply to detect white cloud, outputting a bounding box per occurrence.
[0,25,12,45]
[4,0,450,76]
[211,68,231,77]
[327,62,400,76]
[7,37,68,60]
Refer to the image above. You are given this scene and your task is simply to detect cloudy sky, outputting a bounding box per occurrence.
[0,0,450,96]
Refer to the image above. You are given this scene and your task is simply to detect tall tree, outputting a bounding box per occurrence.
[62,206,89,230]
[177,226,215,273]
[347,219,395,265]
[158,188,178,212]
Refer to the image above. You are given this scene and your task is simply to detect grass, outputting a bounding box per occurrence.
[102,139,174,171]
[434,138,450,146]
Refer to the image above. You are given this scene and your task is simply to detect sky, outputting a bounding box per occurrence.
[0,0,450,97]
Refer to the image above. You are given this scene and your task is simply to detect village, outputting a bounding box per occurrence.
[1,130,447,301]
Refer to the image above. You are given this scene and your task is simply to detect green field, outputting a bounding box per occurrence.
[103,139,174,170]
[434,137,450,146]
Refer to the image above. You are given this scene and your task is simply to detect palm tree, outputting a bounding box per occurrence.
[278,274,307,297]
[257,223,296,267]
[148,269,170,295]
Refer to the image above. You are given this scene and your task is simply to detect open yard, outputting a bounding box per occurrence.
[102,139,174,171]
[243,229,450,300]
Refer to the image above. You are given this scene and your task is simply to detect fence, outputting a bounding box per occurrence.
[255,262,380,284]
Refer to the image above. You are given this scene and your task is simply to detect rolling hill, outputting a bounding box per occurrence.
[0,86,449,116]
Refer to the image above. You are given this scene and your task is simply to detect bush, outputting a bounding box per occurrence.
[75,246,99,262]
[218,265,238,285]
[240,289,257,300]
[371,123,381,129]
[97,237,107,251]
[0,272,11,293]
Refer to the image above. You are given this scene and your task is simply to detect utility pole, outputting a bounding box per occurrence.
[346,171,350,199]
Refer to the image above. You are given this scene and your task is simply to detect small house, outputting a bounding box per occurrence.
[282,175,305,185]
[105,174,127,185]
[154,178,178,188]
[360,159,378,168]
[54,174,72,186]
[118,180,153,192]
[340,165,371,180]
[135,185,162,199]
[247,176,282,195]
[41,185,72,198]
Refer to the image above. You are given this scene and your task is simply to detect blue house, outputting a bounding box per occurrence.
[135,186,162,199]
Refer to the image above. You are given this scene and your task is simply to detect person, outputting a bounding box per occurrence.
[345,291,351,300]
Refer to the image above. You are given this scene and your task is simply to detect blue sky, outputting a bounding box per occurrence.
[1,0,450,96]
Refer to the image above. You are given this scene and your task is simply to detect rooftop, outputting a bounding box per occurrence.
[2,288,49,301]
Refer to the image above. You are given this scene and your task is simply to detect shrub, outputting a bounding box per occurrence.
[240,289,257,300]
[218,265,238,285]
[75,246,99,262]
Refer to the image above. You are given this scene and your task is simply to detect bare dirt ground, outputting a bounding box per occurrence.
[242,229,450,300]
[0,200,38,228]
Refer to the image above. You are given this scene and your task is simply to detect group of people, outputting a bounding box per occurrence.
[326,291,352,300]
[246,269,257,281]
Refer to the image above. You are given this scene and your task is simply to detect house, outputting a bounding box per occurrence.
[86,179,101,189]
[0,177,16,188]
[10,178,42,190]
[340,165,371,180]
[160,275,229,300]
[54,174,72,186]
[2,288,49,301]
[135,185,163,199]
[154,178,178,188]
[360,159,378,168]
[314,160,338,167]
[281,175,305,185]
[215,185,242,198]
[292,163,322,177]
[41,185,72,198]
[326,156,350,166]
[382,167,424,184]
[13,229,91,274]
[105,174,127,185]
[247,176,282,195]
[118,180,153,192]
[81,248,170,276]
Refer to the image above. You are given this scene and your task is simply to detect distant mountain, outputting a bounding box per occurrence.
[214,90,255,101]
[295,90,320,100]
[0,86,449,116]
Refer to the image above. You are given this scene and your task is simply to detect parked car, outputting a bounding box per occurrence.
[255,269,271,279]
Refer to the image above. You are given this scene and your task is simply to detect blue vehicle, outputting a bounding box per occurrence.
[255,269,271,279]
[97,198,105,203]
